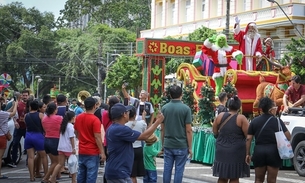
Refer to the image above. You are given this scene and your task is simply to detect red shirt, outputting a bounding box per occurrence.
[285,85,305,107]
[102,110,112,146]
[42,115,63,138]
[17,101,27,129]
[74,113,101,155]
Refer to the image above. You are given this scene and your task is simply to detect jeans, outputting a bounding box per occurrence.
[143,169,157,183]
[163,148,188,183]
[12,128,26,163]
[77,154,99,183]
[106,177,132,183]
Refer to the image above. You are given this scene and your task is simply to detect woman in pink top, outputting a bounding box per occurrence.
[41,102,63,183]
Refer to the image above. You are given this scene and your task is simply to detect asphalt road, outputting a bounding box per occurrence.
[1,155,305,183]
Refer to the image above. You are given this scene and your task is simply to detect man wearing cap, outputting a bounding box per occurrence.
[105,103,164,183]
[283,75,305,113]
[161,85,193,183]
[234,16,263,71]
[122,84,155,127]
[74,97,106,183]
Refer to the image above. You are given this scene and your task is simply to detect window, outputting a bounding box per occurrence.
[202,0,206,18]
[261,0,270,8]
[186,0,191,22]
[172,3,176,24]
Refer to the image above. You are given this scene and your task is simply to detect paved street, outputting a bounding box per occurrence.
[2,155,305,183]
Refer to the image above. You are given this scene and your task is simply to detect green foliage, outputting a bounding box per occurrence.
[188,26,216,42]
[160,84,171,108]
[284,38,305,83]
[182,83,196,115]
[198,83,216,124]
[104,54,142,91]
[166,58,192,75]
[0,2,57,91]
[56,24,136,79]
[59,0,151,32]
[221,81,238,99]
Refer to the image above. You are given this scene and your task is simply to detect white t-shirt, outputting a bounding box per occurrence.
[130,97,154,121]
[58,123,75,153]
[125,119,147,148]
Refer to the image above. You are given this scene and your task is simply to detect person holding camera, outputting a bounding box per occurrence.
[122,84,155,127]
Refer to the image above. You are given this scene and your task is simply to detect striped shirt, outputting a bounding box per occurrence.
[0,110,10,135]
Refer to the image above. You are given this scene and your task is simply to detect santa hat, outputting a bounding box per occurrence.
[263,37,273,45]
[244,22,257,33]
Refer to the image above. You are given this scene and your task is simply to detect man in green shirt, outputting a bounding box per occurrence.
[161,85,193,183]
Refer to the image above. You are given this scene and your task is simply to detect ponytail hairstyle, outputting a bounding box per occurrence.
[45,102,57,117]
[107,96,120,121]
[227,95,241,111]
[60,111,75,135]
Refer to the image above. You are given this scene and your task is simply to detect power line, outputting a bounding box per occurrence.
[0,31,97,87]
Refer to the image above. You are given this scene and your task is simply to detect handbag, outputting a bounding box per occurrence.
[275,118,294,159]
[0,127,12,141]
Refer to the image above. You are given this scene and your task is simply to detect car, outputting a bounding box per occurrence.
[2,118,24,165]
[281,107,305,176]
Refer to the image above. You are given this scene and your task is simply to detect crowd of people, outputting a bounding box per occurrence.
[0,84,194,183]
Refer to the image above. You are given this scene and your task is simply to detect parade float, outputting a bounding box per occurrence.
[135,37,293,166]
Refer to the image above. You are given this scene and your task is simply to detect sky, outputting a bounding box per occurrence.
[0,0,67,19]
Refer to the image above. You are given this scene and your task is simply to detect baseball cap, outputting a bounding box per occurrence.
[84,97,96,109]
[110,103,133,119]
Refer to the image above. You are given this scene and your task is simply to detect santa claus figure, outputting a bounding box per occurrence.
[234,16,263,71]
[263,37,275,60]
[202,34,243,96]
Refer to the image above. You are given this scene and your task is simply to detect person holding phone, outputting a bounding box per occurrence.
[122,84,155,127]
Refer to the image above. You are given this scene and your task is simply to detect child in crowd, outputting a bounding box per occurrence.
[49,111,76,183]
[143,134,162,183]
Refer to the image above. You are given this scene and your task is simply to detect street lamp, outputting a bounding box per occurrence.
[267,0,304,39]
[35,76,42,99]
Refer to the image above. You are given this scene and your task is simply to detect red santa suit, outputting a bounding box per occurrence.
[202,39,241,80]
[234,22,263,71]
[263,37,275,59]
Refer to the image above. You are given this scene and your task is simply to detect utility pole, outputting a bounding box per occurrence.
[225,0,230,38]
[97,39,102,95]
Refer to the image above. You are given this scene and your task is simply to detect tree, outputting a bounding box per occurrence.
[0,2,58,92]
[59,0,151,33]
[284,38,305,83]
[182,82,196,115]
[104,54,142,92]
[56,24,136,79]
[197,83,216,125]
[188,26,217,42]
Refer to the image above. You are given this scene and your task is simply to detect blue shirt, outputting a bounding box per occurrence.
[74,106,84,116]
[105,123,141,180]
[56,106,67,117]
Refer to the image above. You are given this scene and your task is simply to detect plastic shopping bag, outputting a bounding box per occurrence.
[275,118,294,159]
[68,154,78,174]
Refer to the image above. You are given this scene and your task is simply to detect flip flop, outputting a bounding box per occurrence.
[0,176,8,179]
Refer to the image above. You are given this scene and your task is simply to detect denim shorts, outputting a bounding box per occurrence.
[44,137,59,155]
[24,132,45,151]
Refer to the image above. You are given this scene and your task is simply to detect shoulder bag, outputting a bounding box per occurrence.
[0,126,12,141]
[275,118,294,159]
[255,116,273,141]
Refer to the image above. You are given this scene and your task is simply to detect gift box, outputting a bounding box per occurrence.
[201,54,214,76]
[192,51,204,67]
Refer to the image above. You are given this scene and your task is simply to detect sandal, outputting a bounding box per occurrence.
[30,178,35,182]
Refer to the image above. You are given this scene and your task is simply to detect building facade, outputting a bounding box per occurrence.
[141,0,305,58]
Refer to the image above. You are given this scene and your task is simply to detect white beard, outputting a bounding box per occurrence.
[247,31,255,39]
